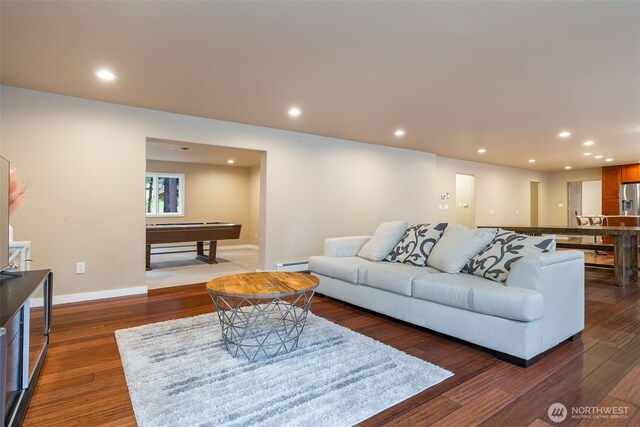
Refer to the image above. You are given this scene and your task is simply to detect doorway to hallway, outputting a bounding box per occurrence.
[455,174,475,228]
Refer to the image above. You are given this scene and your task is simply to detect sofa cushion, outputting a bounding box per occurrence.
[412,273,485,311]
[427,225,496,273]
[385,223,448,266]
[308,256,371,284]
[357,221,408,261]
[412,273,544,322]
[359,261,439,296]
[464,229,556,283]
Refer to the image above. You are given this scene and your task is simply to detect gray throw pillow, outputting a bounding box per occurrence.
[427,224,497,273]
[357,221,408,261]
[385,223,448,266]
[464,228,555,283]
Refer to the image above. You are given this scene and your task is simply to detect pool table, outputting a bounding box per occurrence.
[146,222,242,270]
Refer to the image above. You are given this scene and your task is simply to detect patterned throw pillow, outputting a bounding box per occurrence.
[385,223,448,266]
[464,229,555,283]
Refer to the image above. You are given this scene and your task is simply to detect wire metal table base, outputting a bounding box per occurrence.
[208,290,316,361]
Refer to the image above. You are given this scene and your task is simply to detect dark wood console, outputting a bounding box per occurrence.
[0,270,52,427]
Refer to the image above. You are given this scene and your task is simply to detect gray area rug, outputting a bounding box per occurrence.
[115,312,453,427]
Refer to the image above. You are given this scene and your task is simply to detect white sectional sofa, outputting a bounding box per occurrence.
[309,235,585,367]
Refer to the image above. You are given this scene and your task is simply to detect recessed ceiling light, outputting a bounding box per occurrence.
[288,107,301,117]
[583,140,595,146]
[227,159,235,164]
[95,69,117,80]
[605,158,613,162]
[564,166,572,170]
[558,131,572,138]
[595,155,603,159]
[394,129,405,137]
[584,152,592,156]
[477,148,486,154]
[528,159,536,163]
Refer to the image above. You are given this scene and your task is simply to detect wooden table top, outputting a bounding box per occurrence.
[480,225,640,236]
[206,272,319,298]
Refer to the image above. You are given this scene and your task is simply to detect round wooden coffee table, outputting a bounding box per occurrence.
[206,272,319,361]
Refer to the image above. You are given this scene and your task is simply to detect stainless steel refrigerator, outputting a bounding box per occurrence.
[620,183,640,215]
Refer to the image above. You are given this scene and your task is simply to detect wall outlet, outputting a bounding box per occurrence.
[489,209,494,214]
[438,204,443,210]
[76,261,85,274]
[515,209,519,214]
[558,203,564,208]
[443,204,449,210]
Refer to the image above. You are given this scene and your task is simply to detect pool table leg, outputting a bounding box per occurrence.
[196,240,218,264]
[146,244,151,271]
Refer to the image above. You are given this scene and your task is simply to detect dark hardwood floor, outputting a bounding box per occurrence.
[23,268,640,426]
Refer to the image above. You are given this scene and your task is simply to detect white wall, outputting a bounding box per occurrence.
[546,168,602,225]
[2,88,146,296]
[3,86,597,299]
[1,86,438,297]
[435,157,548,227]
[582,180,602,216]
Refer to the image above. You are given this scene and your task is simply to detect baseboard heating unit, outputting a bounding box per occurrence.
[276,261,309,273]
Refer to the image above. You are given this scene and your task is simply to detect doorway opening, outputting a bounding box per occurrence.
[530,181,540,226]
[567,180,602,225]
[145,138,266,289]
[455,174,475,228]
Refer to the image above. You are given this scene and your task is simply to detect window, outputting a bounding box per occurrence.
[145,173,184,216]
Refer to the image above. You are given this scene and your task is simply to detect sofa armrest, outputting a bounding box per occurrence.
[506,250,584,292]
[507,250,585,349]
[324,236,371,257]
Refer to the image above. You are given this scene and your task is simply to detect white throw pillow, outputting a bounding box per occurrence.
[427,224,497,273]
[464,228,556,283]
[357,221,408,262]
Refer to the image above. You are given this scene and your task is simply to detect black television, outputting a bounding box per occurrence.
[0,156,10,273]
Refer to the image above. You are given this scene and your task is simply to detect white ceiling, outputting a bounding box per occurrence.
[146,138,263,168]
[2,1,639,172]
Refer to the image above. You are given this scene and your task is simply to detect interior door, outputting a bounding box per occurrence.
[567,181,582,225]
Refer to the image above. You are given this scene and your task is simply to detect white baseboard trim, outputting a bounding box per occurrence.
[31,285,148,307]
[219,244,259,250]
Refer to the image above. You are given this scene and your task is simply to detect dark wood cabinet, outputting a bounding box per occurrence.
[602,166,621,215]
[1,270,52,427]
[622,164,640,183]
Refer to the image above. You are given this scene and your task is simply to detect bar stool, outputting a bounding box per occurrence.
[576,216,589,226]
